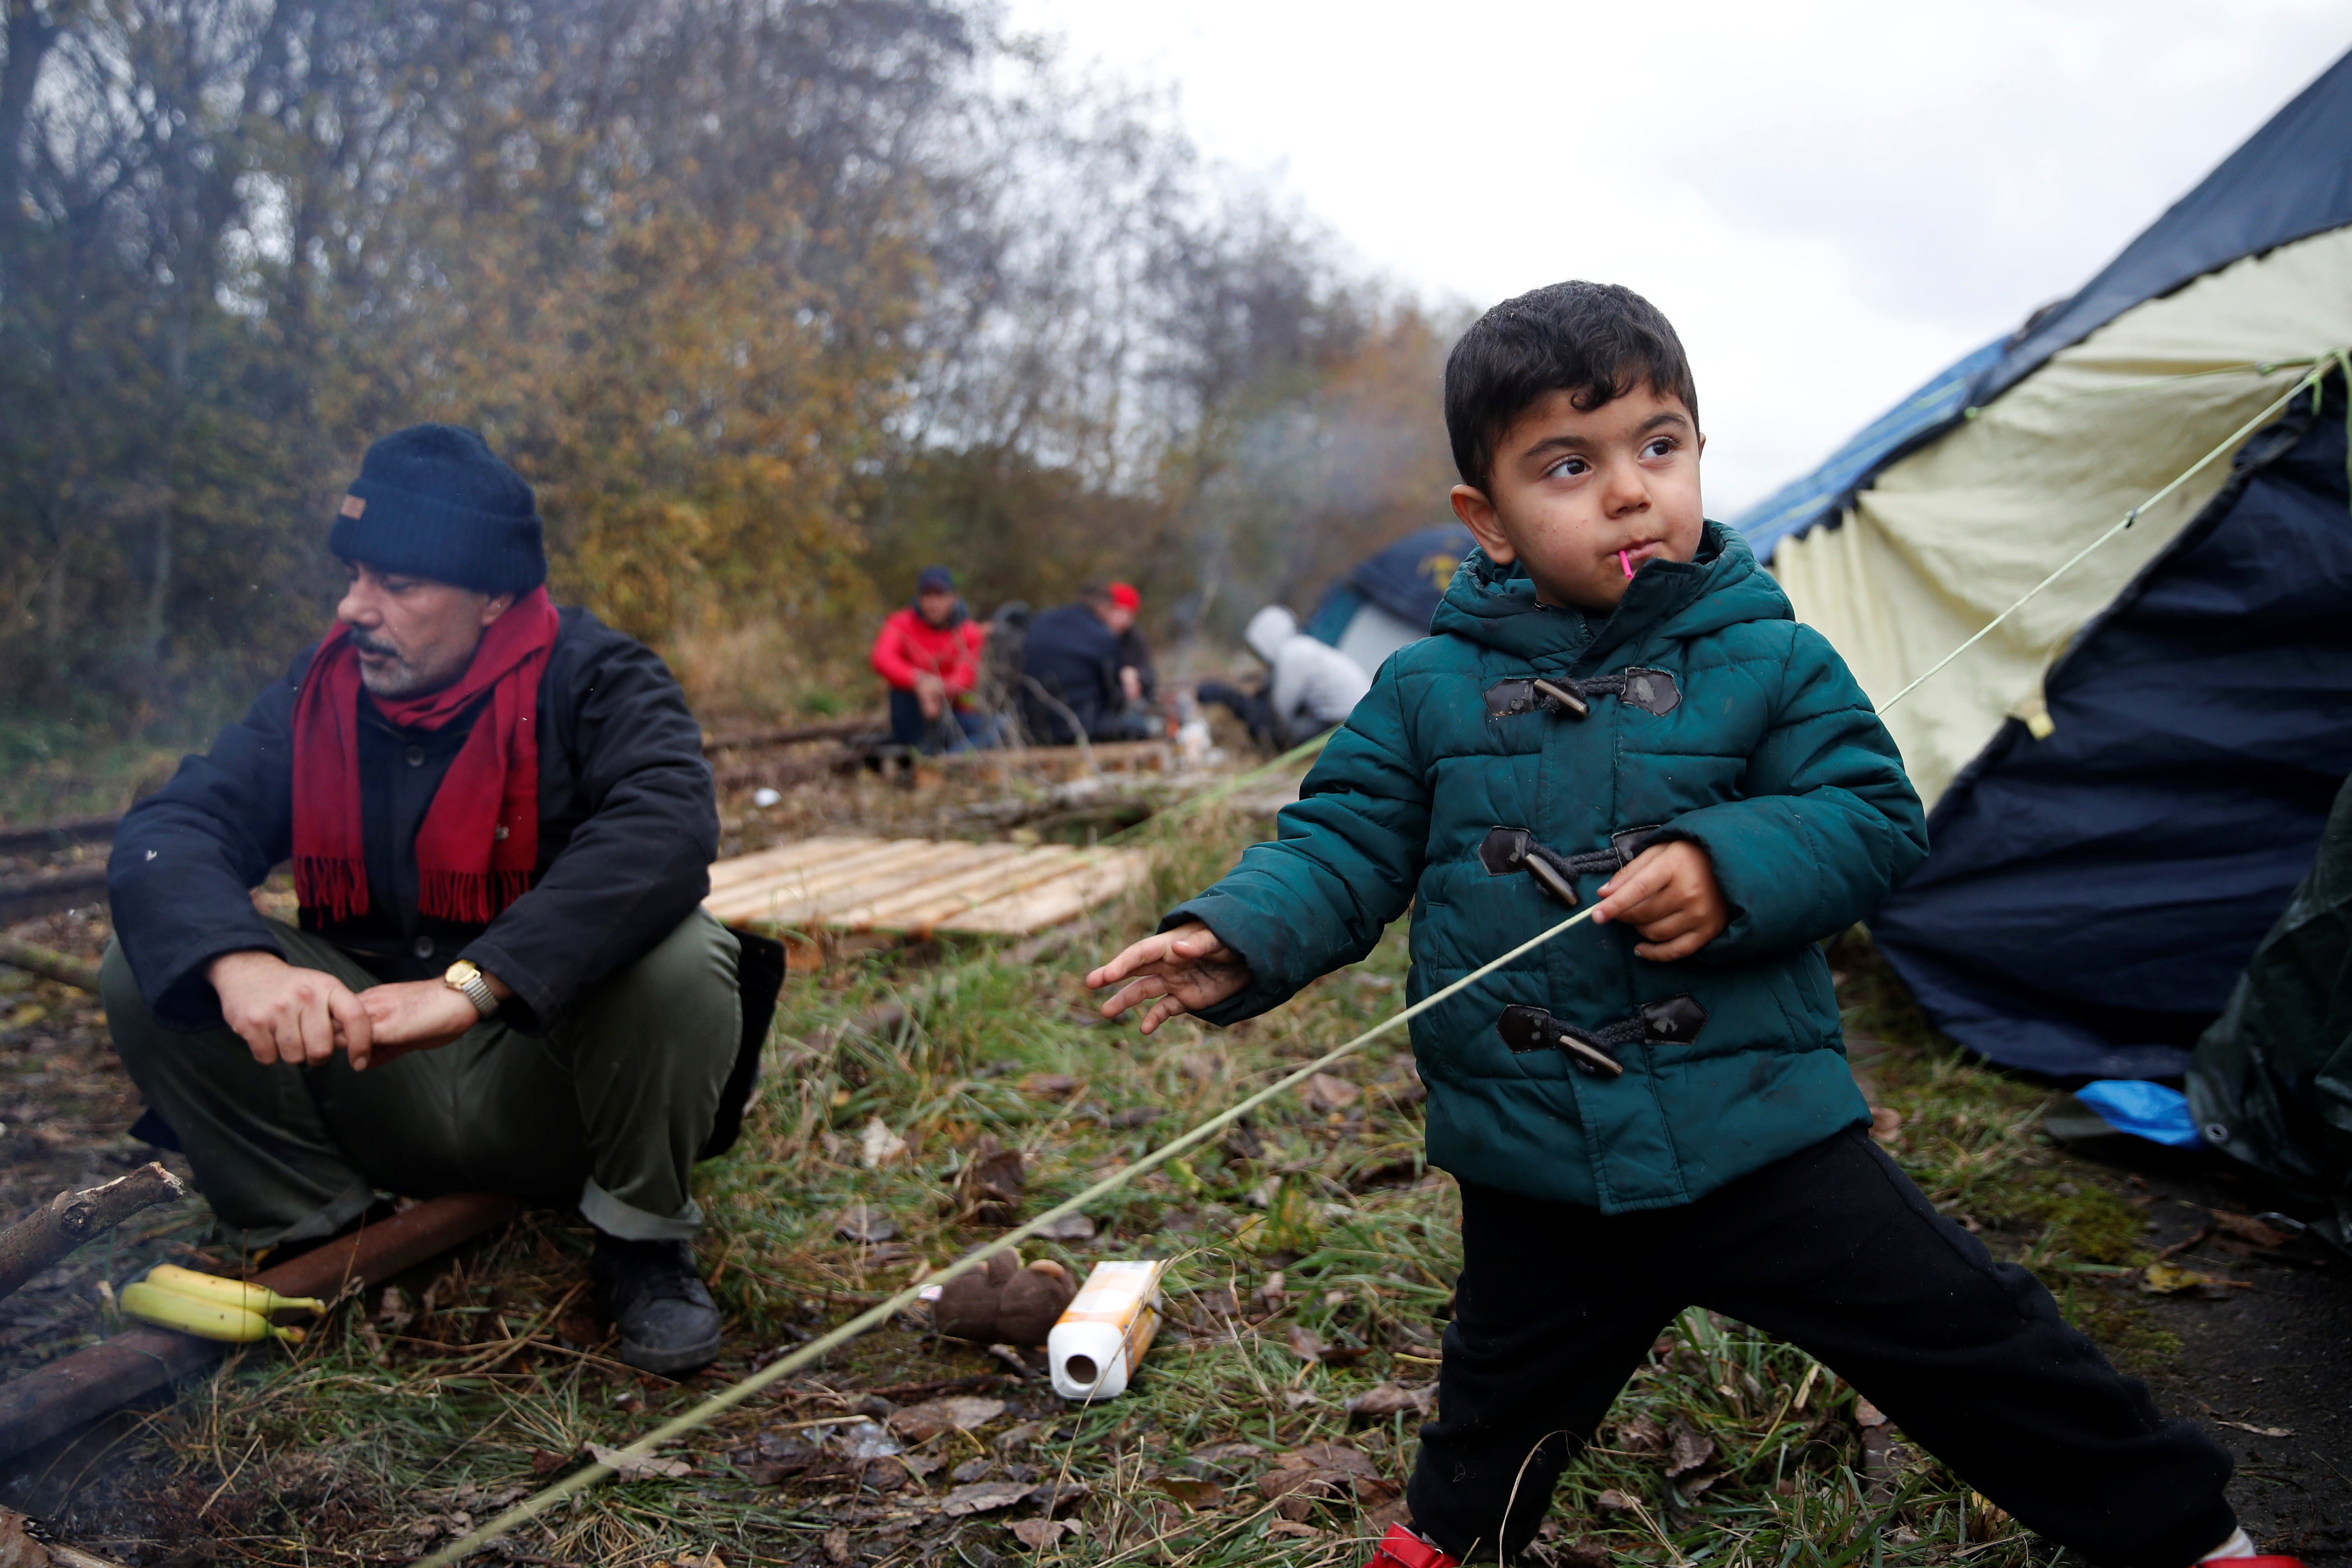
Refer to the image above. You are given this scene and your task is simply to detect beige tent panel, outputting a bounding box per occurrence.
[1771,222,2352,806]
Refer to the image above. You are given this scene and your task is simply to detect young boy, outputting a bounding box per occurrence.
[1088,284,2273,1568]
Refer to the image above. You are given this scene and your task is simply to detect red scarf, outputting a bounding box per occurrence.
[292,588,561,925]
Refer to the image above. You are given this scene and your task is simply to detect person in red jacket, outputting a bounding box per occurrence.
[871,565,993,752]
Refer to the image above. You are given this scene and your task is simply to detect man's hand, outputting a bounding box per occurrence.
[1593,840,1729,962]
[353,970,508,1071]
[209,950,371,1068]
[1087,921,1251,1035]
[914,671,947,720]
[1119,665,1144,705]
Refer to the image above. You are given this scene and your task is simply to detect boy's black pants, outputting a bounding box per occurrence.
[1407,1127,2234,1567]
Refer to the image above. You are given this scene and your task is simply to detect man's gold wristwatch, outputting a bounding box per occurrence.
[443,959,499,1020]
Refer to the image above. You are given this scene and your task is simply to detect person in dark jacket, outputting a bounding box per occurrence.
[1017,581,1158,745]
[1087,286,2255,1568]
[102,424,740,1375]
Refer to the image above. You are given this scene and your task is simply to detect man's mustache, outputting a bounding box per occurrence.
[348,628,402,659]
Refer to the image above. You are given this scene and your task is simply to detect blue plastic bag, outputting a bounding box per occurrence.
[2073,1080,2206,1149]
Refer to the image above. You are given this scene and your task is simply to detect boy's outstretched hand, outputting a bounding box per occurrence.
[1088,921,1251,1035]
[1593,840,1729,961]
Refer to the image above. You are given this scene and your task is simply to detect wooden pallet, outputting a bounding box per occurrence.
[704,834,1151,939]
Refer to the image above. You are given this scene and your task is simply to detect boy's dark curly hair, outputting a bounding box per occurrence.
[1444,281,1699,492]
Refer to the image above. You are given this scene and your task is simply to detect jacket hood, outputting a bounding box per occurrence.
[1429,521,1790,666]
[1244,605,1297,665]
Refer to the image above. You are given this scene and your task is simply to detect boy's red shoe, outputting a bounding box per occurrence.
[1364,1524,1457,1568]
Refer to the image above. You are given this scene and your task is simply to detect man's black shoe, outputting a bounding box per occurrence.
[589,1234,723,1375]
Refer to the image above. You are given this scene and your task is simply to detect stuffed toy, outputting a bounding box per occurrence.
[933,1250,1075,1346]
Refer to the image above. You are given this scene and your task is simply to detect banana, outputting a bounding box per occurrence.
[144,1263,325,1316]
[120,1280,304,1344]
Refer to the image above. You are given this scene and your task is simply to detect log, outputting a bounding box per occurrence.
[0,812,124,855]
[0,1190,520,1465]
[0,864,109,925]
[0,938,102,993]
[700,716,885,752]
[0,1165,186,1303]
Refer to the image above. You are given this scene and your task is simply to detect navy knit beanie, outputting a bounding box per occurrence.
[328,424,547,594]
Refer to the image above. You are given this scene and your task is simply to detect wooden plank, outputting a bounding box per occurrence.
[704,840,944,925]
[803,842,1012,923]
[835,845,1074,930]
[867,846,1091,933]
[707,835,884,893]
[707,838,932,910]
[937,849,1152,935]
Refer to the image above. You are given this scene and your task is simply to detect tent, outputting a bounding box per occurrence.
[1733,48,2352,1078]
[1300,524,1474,673]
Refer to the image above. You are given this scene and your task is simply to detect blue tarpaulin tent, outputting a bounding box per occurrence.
[1300,524,1474,674]
[1733,49,2352,1078]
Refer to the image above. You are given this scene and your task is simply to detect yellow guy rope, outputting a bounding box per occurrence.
[423,351,2341,1566]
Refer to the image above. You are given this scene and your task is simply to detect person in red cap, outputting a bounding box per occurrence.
[1107,581,1158,713]
[1017,580,1160,744]
[869,565,993,753]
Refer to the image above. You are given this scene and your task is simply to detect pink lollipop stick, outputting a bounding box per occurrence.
[1619,549,1634,579]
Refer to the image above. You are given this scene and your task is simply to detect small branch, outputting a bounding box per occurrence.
[0,936,103,992]
[0,1163,187,1301]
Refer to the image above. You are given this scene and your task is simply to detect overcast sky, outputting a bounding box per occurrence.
[1002,0,2352,514]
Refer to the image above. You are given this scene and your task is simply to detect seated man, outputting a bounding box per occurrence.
[1108,582,1156,710]
[869,565,992,753]
[1017,581,1160,745]
[102,424,769,1376]
[1197,604,1372,749]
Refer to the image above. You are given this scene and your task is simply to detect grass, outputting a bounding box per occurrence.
[41,802,2176,1567]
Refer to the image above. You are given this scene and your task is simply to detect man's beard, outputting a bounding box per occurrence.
[349,629,424,696]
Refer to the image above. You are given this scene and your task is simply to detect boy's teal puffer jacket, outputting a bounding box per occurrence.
[1168,523,1928,1212]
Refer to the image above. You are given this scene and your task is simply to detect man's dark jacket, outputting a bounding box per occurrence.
[1019,601,1125,743]
[110,607,717,1033]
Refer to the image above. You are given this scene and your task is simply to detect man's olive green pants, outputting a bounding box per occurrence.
[101,911,741,1251]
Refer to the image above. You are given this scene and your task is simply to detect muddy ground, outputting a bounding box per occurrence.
[0,795,2347,1563]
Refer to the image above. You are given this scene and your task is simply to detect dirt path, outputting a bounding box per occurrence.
[2067,1136,2352,1561]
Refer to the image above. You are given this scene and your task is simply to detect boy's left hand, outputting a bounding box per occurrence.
[1593,840,1728,961]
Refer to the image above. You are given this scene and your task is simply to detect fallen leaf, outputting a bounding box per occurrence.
[1155,1476,1226,1508]
[1029,1480,1091,1515]
[1265,1520,1322,1539]
[2212,1418,2294,1438]
[958,1134,1027,1224]
[1614,1413,1666,1453]
[2141,1263,2251,1297]
[1008,1518,1071,1549]
[861,1117,907,1167]
[1034,1211,1097,1242]
[889,1396,1007,1442]
[2206,1209,2293,1249]
[1869,1106,1904,1143]
[941,1481,1035,1516]
[1286,1325,1326,1363]
[1292,1441,1381,1480]
[1664,1422,1715,1479]
[587,1442,691,1482]
[1596,1489,1637,1512]
[1345,1383,1436,1420]
[1364,1494,1414,1531]
[1677,1472,1722,1501]
[1554,1541,1613,1568]
[1302,1073,1362,1114]
[528,1448,568,1474]
[1852,1399,1889,1429]
[861,1457,911,1491]
[822,1527,852,1565]
[1108,1105,1164,1129]
[0,1510,50,1568]
[903,1452,947,1478]
[1018,1072,1077,1099]
[1190,1441,1261,1463]
[835,1200,899,1243]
